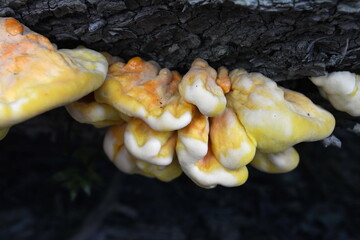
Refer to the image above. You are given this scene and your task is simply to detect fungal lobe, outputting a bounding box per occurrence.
[0,17,108,129]
[95,57,194,131]
[179,58,227,117]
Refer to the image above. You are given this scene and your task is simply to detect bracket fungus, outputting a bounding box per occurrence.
[65,54,129,128]
[176,111,249,188]
[250,147,300,174]
[0,17,108,132]
[103,124,182,182]
[124,118,177,166]
[227,69,336,153]
[216,67,231,94]
[176,111,209,181]
[179,58,227,117]
[210,107,256,170]
[310,71,360,116]
[95,57,195,131]
[65,93,129,128]
[98,65,336,188]
[183,148,249,189]
[0,18,339,188]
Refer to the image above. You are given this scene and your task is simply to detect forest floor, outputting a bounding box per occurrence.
[0,108,359,240]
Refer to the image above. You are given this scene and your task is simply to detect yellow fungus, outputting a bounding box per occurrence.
[210,107,256,170]
[0,18,108,129]
[310,71,360,116]
[227,69,335,153]
[251,147,300,173]
[95,57,194,131]
[103,124,182,182]
[179,58,227,117]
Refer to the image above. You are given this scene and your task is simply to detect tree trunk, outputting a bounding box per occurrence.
[2,0,360,80]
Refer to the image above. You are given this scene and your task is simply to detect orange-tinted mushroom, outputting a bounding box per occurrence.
[124,118,177,166]
[216,67,231,94]
[65,93,129,128]
[104,124,182,182]
[250,147,300,173]
[176,110,248,188]
[227,69,335,153]
[210,108,256,170]
[179,58,227,117]
[95,57,195,131]
[0,18,108,129]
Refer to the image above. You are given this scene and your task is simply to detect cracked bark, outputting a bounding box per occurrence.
[2,0,360,79]
[1,0,360,129]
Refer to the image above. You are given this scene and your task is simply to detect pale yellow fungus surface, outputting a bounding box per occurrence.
[251,147,300,173]
[310,71,360,116]
[66,93,129,128]
[228,69,335,153]
[124,118,177,166]
[176,110,248,188]
[95,57,194,131]
[104,124,182,182]
[0,18,108,129]
[179,58,227,117]
[210,108,256,170]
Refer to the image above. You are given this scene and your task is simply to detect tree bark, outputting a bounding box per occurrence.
[2,0,360,80]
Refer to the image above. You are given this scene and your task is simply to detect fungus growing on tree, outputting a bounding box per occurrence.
[310,71,360,116]
[98,64,337,188]
[124,118,177,166]
[210,107,256,170]
[65,93,129,128]
[216,66,231,94]
[176,110,249,188]
[103,124,182,182]
[95,57,195,131]
[0,17,108,134]
[0,17,339,188]
[179,58,227,117]
[250,147,300,174]
[227,69,336,153]
[182,148,249,188]
[65,54,129,128]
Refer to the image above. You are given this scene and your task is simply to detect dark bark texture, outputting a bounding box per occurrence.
[1,0,360,81]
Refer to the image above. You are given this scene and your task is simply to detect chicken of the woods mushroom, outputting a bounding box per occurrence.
[0,17,108,140]
[227,69,335,153]
[0,18,337,189]
[65,55,130,128]
[95,57,195,131]
[100,59,335,188]
[310,71,360,116]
